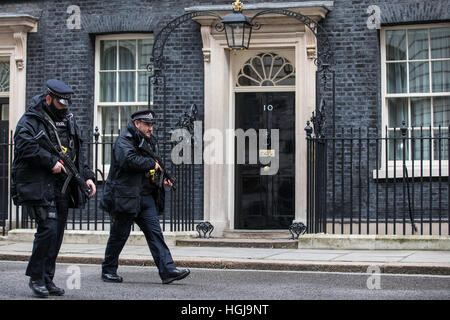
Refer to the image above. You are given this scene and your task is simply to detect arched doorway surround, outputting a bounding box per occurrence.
[149,2,333,235]
[189,4,332,234]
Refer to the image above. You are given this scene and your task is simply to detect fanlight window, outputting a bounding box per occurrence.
[236,53,295,87]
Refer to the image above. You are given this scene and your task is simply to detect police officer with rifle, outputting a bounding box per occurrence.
[11,79,96,297]
[101,110,190,285]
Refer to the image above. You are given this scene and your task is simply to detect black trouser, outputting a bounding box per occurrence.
[102,195,176,279]
[25,193,69,284]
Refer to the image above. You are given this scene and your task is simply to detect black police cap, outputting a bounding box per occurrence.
[46,79,74,106]
[131,110,155,123]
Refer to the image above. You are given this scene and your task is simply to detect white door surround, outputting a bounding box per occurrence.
[0,14,39,130]
[0,14,39,223]
[189,3,331,235]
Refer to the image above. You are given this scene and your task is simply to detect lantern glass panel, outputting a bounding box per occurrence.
[225,24,234,47]
[234,22,244,48]
[225,22,247,48]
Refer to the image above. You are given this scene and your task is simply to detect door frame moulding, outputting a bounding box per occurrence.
[0,14,38,132]
[191,7,325,234]
[187,2,333,235]
[0,14,39,224]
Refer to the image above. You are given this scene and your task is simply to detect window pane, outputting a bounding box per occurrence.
[277,75,296,86]
[386,30,406,61]
[241,65,261,84]
[274,63,294,82]
[101,106,119,165]
[433,129,448,160]
[386,63,407,93]
[100,40,116,70]
[411,98,431,127]
[0,61,10,92]
[138,72,149,102]
[138,39,153,70]
[411,129,430,161]
[432,60,450,92]
[433,96,450,127]
[118,72,135,102]
[388,98,408,127]
[1,103,8,121]
[101,107,119,133]
[251,57,265,80]
[408,29,428,60]
[431,27,450,59]
[262,54,273,79]
[388,130,409,161]
[99,72,116,102]
[102,134,118,166]
[237,74,260,86]
[409,61,430,93]
[271,56,284,78]
[120,106,145,132]
[119,40,136,70]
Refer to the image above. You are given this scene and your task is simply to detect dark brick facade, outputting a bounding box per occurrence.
[1,0,449,226]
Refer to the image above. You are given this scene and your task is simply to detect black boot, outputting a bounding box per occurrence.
[101,273,123,283]
[29,279,49,298]
[162,268,190,284]
[46,281,65,296]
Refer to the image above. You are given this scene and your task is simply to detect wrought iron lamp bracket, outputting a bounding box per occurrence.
[249,9,333,68]
[150,11,225,74]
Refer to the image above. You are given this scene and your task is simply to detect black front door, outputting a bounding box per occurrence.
[235,92,295,229]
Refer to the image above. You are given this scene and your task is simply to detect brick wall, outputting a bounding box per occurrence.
[1,0,449,225]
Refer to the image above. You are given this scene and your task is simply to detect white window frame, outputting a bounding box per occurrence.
[377,23,450,179]
[94,33,153,179]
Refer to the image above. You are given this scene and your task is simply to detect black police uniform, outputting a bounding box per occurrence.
[11,79,95,297]
[101,110,190,284]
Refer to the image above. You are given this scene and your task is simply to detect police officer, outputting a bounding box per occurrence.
[11,79,96,297]
[101,110,190,284]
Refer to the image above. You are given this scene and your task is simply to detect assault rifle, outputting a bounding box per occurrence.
[33,130,92,198]
[138,138,176,191]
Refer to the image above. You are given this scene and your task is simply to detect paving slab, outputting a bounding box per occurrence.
[169,246,295,259]
[266,251,347,261]
[400,251,450,263]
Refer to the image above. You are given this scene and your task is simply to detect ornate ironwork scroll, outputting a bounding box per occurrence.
[249,9,333,70]
[289,222,307,240]
[310,98,326,138]
[149,11,224,74]
[175,103,198,135]
[196,221,214,238]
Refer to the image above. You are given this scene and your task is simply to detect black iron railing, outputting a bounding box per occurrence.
[0,126,10,236]
[0,127,201,236]
[306,124,450,235]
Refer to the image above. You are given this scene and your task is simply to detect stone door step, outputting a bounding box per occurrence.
[176,238,298,249]
[222,229,293,239]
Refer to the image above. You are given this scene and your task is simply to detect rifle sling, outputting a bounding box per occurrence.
[43,110,76,163]
[43,111,78,193]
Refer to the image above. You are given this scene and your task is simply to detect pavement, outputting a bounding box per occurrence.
[1,238,450,275]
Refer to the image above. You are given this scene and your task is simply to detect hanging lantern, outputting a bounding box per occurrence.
[221,0,253,51]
